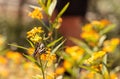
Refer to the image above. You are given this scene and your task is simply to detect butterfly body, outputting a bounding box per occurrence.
[33,42,46,57]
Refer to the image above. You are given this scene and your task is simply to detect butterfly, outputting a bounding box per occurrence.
[32,42,46,57]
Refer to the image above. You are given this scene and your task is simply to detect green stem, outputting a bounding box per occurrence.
[40,20,50,31]
[44,53,52,69]
[54,29,58,40]
[102,55,110,79]
[39,56,45,79]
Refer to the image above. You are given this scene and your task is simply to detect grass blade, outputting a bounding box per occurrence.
[51,40,65,54]
[8,44,28,50]
[47,37,63,47]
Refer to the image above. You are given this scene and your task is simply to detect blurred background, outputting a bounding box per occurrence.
[0,0,120,48]
[0,0,120,79]
[0,0,37,49]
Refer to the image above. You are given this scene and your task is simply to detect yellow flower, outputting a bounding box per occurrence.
[0,68,9,78]
[91,64,103,72]
[55,67,65,75]
[27,27,44,43]
[27,47,35,55]
[103,38,120,53]
[82,24,93,32]
[86,51,106,64]
[34,74,54,79]
[58,18,62,23]
[53,17,63,29]
[28,7,43,19]
[0,56,7,65]
[100,19,111,26]
[80,30,100,43]
[63,60,72,69]
[23,62,34,70]
[86,72,94,79]
[110,73,118,79]
[40,49,56,61]
[40,49,56,67]
[27,27,43,38]
[46,73,55,79]
[91,19,110,30]
[91,20,104,29]
[6,51,23,64]
[40,53,48,61]
[30,34,42,43]
[65,46,84,60]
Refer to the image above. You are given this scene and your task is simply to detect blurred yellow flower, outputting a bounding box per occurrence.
[65,46,84,60]
[27,27,44,43]
[86,51,106,64]
[58,18,62,23]
[56,18,63,29]
[91,19,110,30]
[27,27,44,38]
[23,62,34,70]
[41,49,56,61]
[63,60,72,69]
[110,73,118,79]
[82,24,93,32]
[40,50,56,67]
[46,73,55,79]
[91,64,103,72]
[0,68,9,78]
[103,38,120,53]
[86,72,94,79]
[92,20,104,29]
[6,51,23,64]
[27,47,35,55]
[100,19,111,26]
[80,30,100,43]
[0,56,7,65]
[28,7,43,19]
[41,53,48,61]
[35,74,54,79]
[30,35,42,43]
[55,67,65,75]
[81,20,111,46]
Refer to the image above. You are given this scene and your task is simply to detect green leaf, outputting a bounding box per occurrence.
[8,44,28,50]
[39,20,50,31]
[38,0,45,9]
[69,37,93,55]
[79,65,99,73]
[0,49,9,55]
[98,35,106,47]
[24,54,36,62]
[27,39,34,48]
[100,24,116,35]
[78,54,90,65]
[51,3,69,29]
[48,0,57,16]
[51,40,65,54]
[47,0,52,7]
[47,37,63,47]
[37,0,48,15]
[61,51,71,60]
[29,5,42,10]
[102,55,110,79]
[56,2,69,18]
[24,54,41,68]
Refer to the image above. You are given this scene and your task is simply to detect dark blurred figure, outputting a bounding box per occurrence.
[52,0,88,46]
